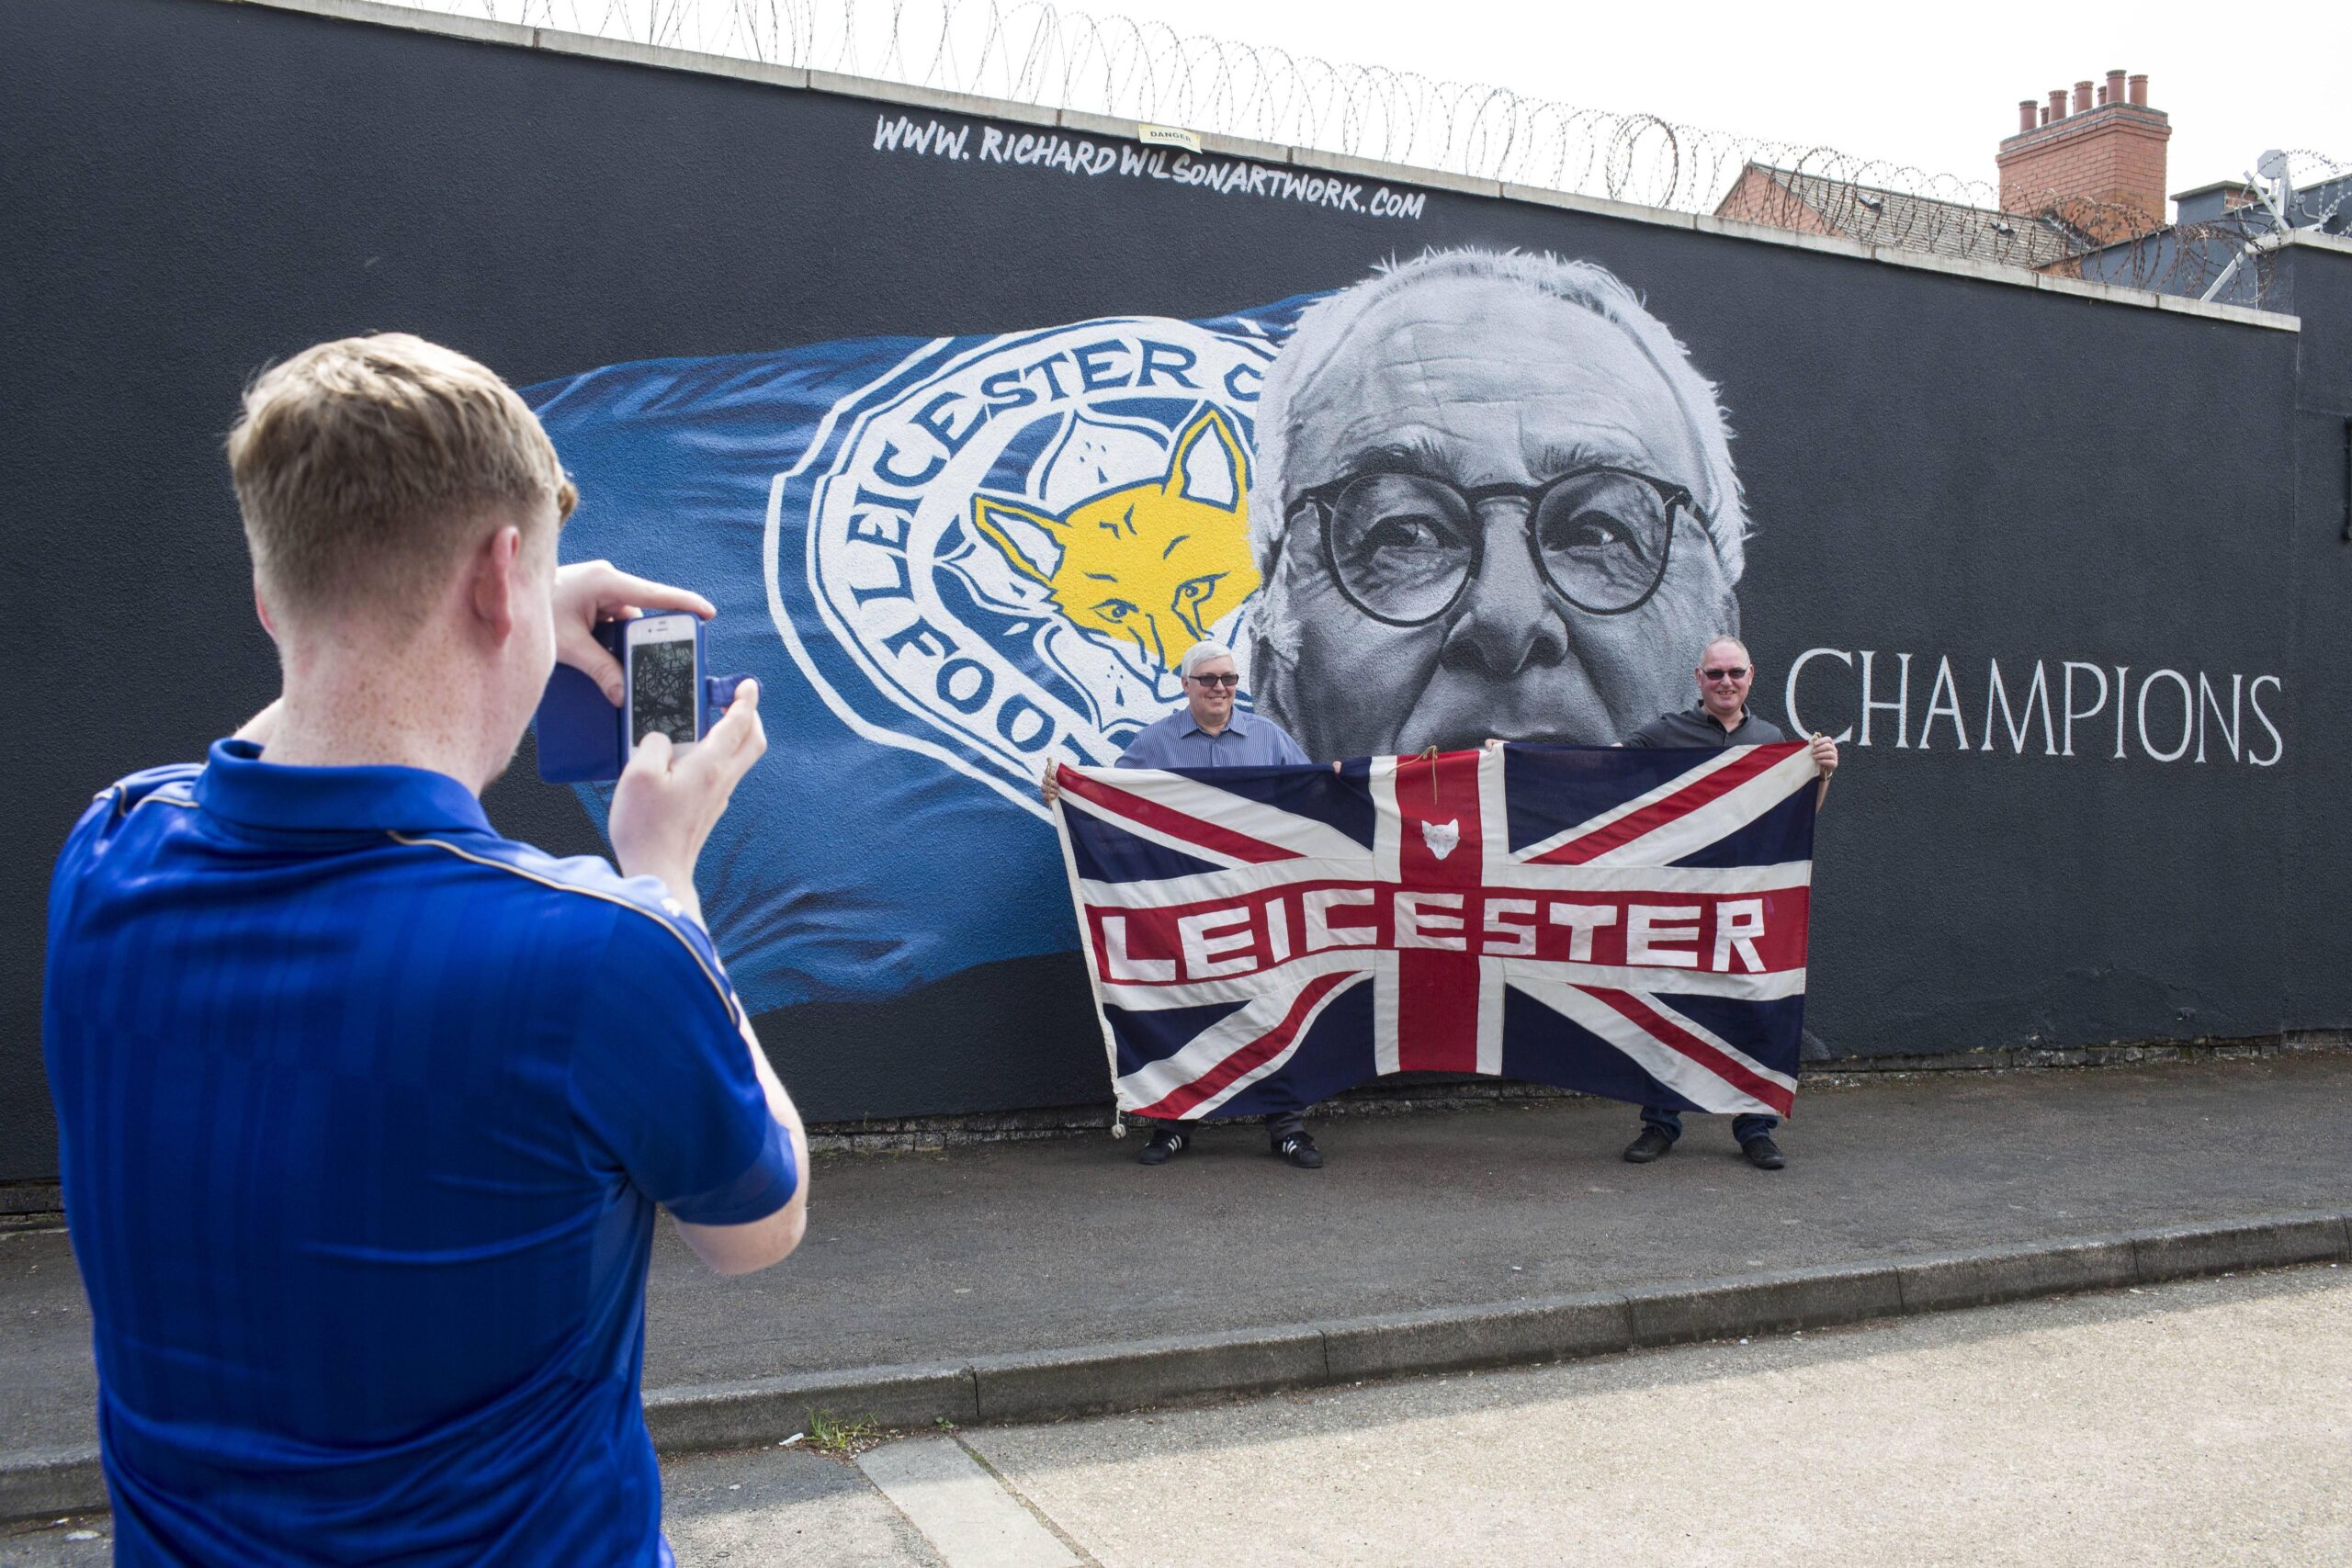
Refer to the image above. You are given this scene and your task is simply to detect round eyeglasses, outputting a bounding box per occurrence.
[1292,466,1695,626]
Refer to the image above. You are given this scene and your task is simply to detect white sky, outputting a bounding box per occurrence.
[1033,0,2345,200]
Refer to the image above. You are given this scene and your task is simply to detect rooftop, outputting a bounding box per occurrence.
[1719,164,2088,272]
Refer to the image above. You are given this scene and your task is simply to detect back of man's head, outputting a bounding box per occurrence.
[227,333,575,628]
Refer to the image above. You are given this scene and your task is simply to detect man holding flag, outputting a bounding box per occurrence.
[1616,635,1838,1170]
[1044,640,1328,1169]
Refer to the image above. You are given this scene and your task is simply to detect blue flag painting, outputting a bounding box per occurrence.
[526,299,1317,1014]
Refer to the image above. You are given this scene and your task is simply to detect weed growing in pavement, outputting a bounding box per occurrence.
[805,1408,882,1457]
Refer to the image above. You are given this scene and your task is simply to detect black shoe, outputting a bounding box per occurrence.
[1623,1127,1675,1164]
[1137,1126,1189,1166]
[1273,1132,1324,1168]
[1741,1134,1787,1170]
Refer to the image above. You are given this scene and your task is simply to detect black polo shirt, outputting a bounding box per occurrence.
[1622,704,1786,749]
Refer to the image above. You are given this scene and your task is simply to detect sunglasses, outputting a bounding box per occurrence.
[1702,666,1749,681]
[1187,672,1241,688]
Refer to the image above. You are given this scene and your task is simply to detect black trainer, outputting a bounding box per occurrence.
[1137,1125,1189,1167]
[1623,1127,1675,1164]
[1273,1132,1324,1168]
[1741,1134,1787,1170]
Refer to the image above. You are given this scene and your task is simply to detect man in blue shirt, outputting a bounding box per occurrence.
[1044,641,1326,1168]
[44,333,808,1565]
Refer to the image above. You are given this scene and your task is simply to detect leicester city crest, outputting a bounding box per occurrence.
[770,317,1283,817]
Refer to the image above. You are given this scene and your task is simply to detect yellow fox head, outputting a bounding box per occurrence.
[967,408,1259,677]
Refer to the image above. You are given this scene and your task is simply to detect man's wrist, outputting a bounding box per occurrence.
[621,859,705,927]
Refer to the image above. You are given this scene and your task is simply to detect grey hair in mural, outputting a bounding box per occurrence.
[1248,249,1751,758]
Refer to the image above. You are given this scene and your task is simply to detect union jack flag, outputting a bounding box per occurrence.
[1051,743,1821,1122]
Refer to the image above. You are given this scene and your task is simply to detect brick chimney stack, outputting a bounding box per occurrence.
[1998,68,2171,243]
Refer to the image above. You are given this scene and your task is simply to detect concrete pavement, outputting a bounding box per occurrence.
[13,1264,2348,1563]
[7,1050,2352,1522]
[955,1263,2352,1567]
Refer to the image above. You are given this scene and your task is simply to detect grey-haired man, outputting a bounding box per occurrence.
[1249,248,1751,759]
[1043,641,1326,1168]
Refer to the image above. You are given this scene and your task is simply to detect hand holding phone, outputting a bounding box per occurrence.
[626,613,703,756]
[551,559,715,706]
[607,678,767,925]
[533,589,747,784]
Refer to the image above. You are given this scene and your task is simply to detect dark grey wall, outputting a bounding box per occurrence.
[5,0,2340,1179]
[2277,242,2352,1029]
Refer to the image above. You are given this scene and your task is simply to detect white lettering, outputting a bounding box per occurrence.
[1304,886,1377,950]
[2113,666,2131,759]
[1784,648,1854,743]
[1918,656,1968,750]
[1483,897,1538,957]
[1547,902,1620,963]
[2138,669,2193,762]
[1713,898,1768,974]
[1627,905,1702,968]
[2196,671,2242,763]
[1178,908,1255,978]
[2246,674,2285,766]
[1983,660,2056,755]
[2061,661,2108,759]
[1859,649,1910,748]
[1102,917,1173,982]
[1395,891,1466,951]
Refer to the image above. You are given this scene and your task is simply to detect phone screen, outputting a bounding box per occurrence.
[630,634,698,747]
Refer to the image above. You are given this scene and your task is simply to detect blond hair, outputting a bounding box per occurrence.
[227,333,575,620]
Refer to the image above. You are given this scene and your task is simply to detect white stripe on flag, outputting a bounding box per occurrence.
[1510,746,1764,863]
[1490,956,1809,1000]
[1075,856,1372,912]
[1516,979,1787,1115]
[1093,950,1374,1010]
[1574,746,1819,869]
[1114,969,1363,1114]
[1373,949,1401,1077]
[1480,861,1814,896]
[1067,765,1373,863]
[1476,955,1505,1076]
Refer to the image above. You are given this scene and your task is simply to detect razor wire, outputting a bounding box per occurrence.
[379,0,2342,304]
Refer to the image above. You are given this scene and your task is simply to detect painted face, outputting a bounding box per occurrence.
[1183,654,1239,729]
[1270,276,1736,757]
[1696,641,1755,724]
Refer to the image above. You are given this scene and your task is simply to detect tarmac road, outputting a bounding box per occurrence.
[12,1263,2347,1565]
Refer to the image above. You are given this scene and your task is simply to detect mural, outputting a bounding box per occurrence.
[1249,251,1748,760]
[13,0,2331,1177]
[527,250,1744,1020]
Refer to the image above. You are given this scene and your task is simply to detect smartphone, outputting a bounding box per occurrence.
[626,613,702,754]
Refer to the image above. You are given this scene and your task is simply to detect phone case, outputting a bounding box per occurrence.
[533,616,747,784]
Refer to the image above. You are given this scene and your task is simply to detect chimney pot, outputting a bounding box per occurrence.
[2018,99,2038,134]
[1999,67,2170,245]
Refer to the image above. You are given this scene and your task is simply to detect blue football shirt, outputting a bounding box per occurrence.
[43,739,797,1565]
